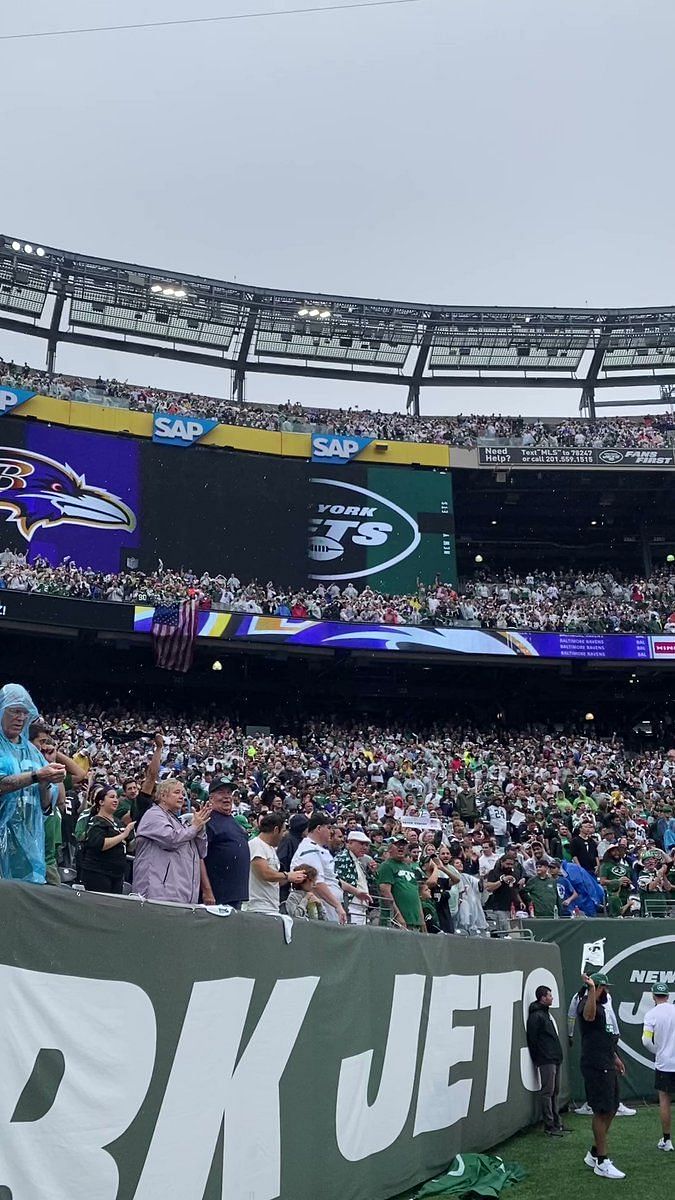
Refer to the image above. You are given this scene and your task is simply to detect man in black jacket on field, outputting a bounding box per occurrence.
[527,985,567,1137]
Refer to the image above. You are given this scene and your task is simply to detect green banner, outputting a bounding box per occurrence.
[365,465,457,591]
[0,882,566,1200]
[524,919,675,1101]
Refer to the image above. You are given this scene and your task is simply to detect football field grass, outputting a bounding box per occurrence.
[390,1106,672,1199]
[487,1105,671,1198]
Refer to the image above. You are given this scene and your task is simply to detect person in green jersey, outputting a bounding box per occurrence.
[599,846,632,917]
[377,838,425,930]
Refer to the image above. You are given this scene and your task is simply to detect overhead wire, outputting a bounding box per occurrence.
[0,0,426,43]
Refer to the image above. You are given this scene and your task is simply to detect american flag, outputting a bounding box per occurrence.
[151,599,199,672]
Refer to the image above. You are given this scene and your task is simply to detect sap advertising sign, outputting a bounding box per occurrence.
[311,434,373,465]
[152,415,219,447]
[308,476,420,581]
[0,387,36,416]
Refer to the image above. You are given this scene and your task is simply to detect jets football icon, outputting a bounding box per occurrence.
[308,535,344,562]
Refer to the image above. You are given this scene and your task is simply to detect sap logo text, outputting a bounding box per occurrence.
[311,435,373,464]
[152,415,219,447]
[0,387,35,416]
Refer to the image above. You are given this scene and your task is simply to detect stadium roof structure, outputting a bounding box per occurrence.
[3,234,675,416]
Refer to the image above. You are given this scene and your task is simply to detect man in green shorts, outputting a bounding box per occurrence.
[377,837,425,931]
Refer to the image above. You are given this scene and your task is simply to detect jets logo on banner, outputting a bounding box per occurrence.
[152,415,219,448]
[0,387,36,416]
[308,476,420,581]
[311,434,373,465]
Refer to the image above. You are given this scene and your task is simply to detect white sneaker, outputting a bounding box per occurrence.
[657,1138,674,1152]
[594,1159,626,1179]
[584,1151,598,1168]
[616,1103,636,1116]
[576,1103,593,1115]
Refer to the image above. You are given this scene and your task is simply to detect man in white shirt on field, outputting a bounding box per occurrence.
[642,981,675,1152]
[245,813,306,914]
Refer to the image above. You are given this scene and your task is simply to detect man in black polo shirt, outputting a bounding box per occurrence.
[577,972,627,1180]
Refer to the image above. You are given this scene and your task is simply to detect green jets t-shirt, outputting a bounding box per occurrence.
[599,860,631,915]
[524,875,559,917]
[599,861,631,892]
[377,860,424,926]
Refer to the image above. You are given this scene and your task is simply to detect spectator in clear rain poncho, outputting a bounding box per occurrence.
[0,683,65,883]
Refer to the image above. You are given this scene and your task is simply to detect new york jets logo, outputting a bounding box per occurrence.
[308,477,420,581]
[604,936,675,1067]
[598,450,624,464]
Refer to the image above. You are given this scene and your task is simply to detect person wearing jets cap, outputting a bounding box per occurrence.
[577,972,627,1179]
[642,981,675,1153]
[334,831,373,925]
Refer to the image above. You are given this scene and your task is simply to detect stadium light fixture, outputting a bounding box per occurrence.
[585,712,595,721]
[35,246,45,257]
[319,309,331,320]
[10,240,21,251]
[591,519,598,526]
[308,308,320,318]
[149,283,186,299]
[297,307,309,317]
[24,244,33,254]
[491,519,497,526]
[474,554,483,563]
[667,554,675,563]
[212,660,223,672]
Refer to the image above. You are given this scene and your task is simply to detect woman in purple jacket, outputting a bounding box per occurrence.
[132,779,211,903]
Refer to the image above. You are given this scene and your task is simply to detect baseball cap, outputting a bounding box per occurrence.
[590,972,610,987]
[392,836,408,847]
[209,778,233,795]
[346,830,371,843]
[549,858,562,867]
[652,982,670,996]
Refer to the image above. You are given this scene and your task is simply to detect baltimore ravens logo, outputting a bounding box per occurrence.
[0,448,136,541]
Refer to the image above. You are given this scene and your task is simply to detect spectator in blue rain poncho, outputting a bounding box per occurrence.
[0,684,65,883]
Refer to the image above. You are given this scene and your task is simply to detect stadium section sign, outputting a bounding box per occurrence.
[311,434,373,464]
[478,446,675,468]
[524,920,675,1100]
[0,881,564,1200]
[152,414,219,447]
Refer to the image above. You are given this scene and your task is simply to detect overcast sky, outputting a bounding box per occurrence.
[2,0,674,416]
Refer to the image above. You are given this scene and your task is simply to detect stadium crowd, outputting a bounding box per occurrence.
[1,684,674,929]
[2,357,674,447]
[3,554,675,634]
